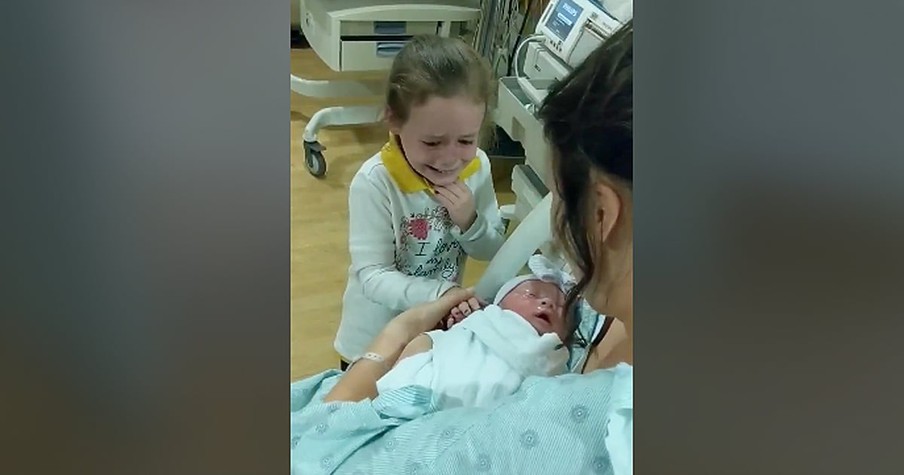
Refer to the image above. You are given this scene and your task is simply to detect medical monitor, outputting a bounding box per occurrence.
[536,0,625,67]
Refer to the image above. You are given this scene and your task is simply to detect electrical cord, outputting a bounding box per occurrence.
[501,0,521,74]
[513,34,545,78]
[506,0,537,76]
[478,0,497,58]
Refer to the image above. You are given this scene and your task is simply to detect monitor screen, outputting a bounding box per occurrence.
[545,0,584,41]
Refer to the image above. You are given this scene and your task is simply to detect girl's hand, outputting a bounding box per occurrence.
[393,287,478,338]
[434,181,477,232]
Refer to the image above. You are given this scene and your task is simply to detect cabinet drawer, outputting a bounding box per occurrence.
[340,40,409,71]
[341,20,438,36]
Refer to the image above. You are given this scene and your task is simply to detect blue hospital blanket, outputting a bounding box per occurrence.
[290,307,633,474]
[291,365,632,475]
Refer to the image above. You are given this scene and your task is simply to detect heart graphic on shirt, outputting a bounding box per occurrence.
[409,218,429,240]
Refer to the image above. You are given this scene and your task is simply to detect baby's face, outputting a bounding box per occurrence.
[499,280,569,341]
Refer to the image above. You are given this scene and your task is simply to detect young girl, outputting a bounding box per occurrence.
[334,35,506,368]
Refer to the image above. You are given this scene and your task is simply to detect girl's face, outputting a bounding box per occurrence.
[390,95,485,186]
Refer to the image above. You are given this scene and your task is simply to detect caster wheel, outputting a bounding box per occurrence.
[303,140,327,178]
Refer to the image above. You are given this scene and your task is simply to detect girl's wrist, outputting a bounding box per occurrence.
[455,212,477,233]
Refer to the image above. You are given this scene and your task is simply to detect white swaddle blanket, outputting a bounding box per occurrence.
[376,304,570,411]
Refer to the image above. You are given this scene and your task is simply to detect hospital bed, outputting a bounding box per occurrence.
[291,0,480,177]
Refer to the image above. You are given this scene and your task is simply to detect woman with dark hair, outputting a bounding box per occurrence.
[292,20,634,475]
[540,19,634,371]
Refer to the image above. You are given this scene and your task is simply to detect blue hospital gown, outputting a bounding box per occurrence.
[290,306,633,475]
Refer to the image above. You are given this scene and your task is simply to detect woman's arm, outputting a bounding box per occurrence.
[323,320,413,403]
[394,334,433,367]
[324,287,474,402]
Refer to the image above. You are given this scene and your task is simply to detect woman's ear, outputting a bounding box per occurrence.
[591,180,622,246]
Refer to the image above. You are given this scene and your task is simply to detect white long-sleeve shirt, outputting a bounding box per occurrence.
[334,137,506,361]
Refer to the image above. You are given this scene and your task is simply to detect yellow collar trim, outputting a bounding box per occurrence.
[380,133,481,194]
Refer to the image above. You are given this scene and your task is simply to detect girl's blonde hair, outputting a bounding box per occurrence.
[385,35,496,145]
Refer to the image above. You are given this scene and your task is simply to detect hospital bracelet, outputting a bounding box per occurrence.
[349,352,389,371]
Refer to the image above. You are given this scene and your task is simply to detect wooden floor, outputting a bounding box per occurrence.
[290,49,516,381]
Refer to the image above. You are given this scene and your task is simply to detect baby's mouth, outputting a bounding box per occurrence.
[528,311,554,334]
[534,310,551,324]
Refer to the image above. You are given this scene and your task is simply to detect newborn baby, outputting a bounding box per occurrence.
[491,275,570,341]
[375,255,574,414]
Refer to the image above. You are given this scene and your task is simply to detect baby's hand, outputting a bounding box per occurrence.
[437,296,486,330]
